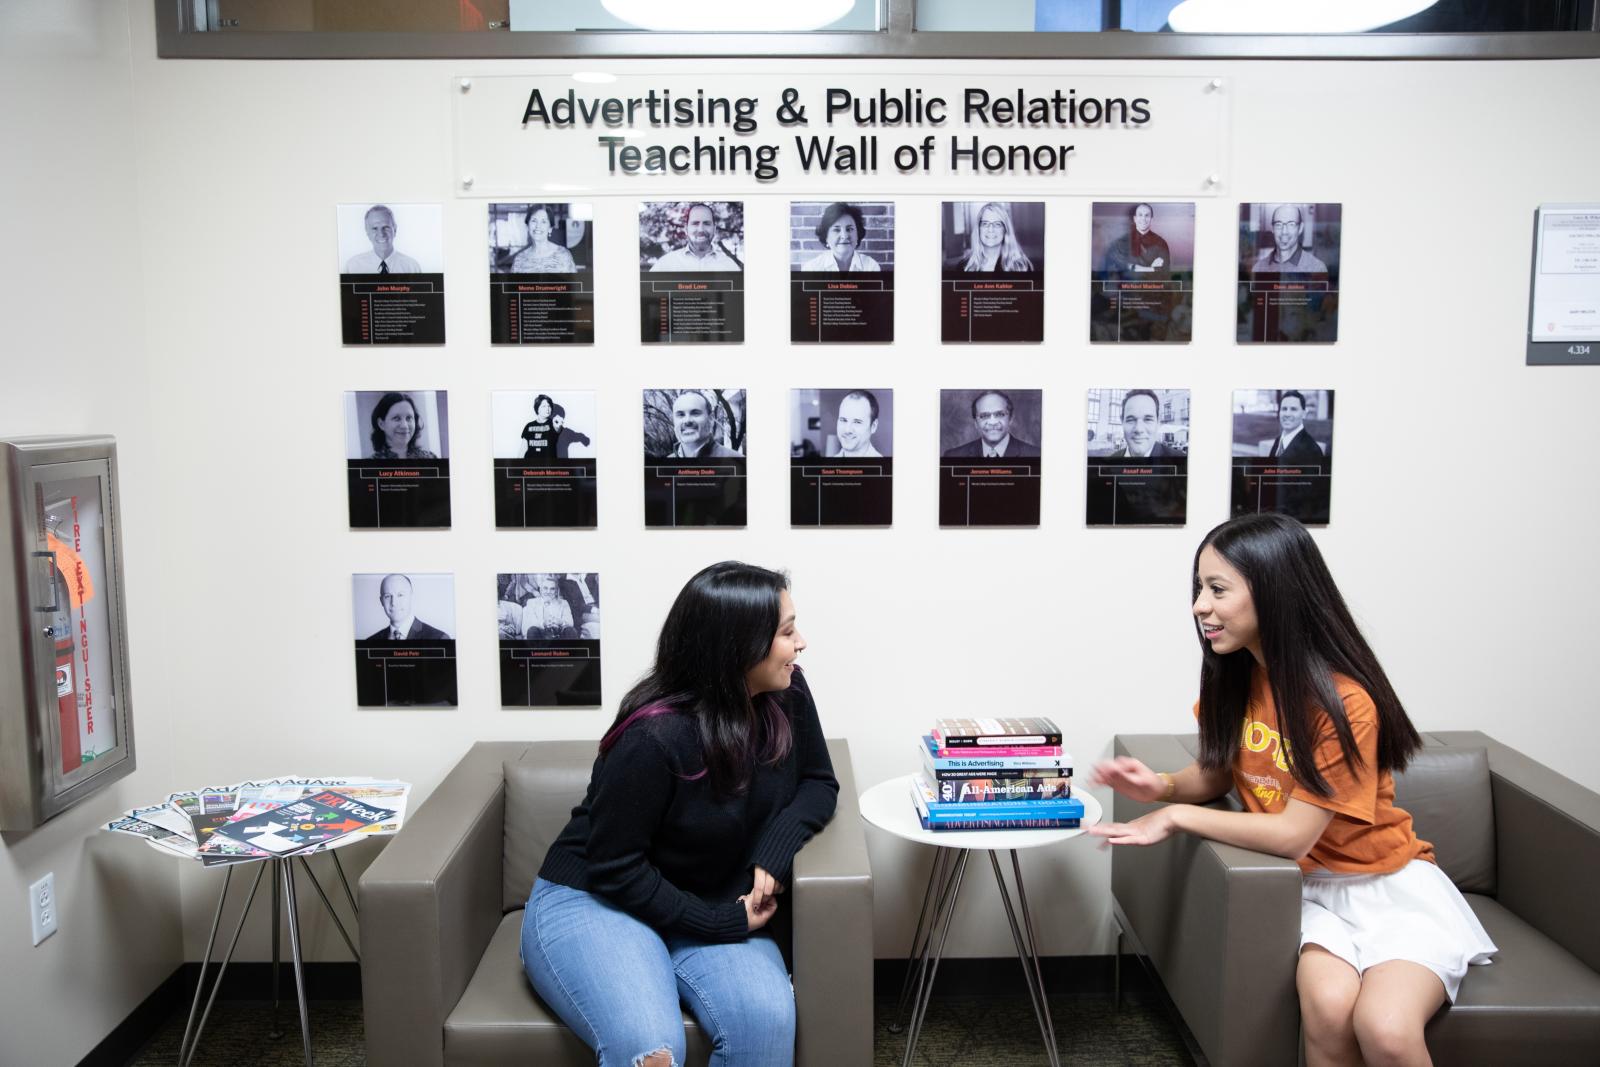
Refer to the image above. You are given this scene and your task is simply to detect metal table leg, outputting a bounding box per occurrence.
[296,857,360,961]
[889,846,954,1033]
[901,848,969,1067]
[281,859,315,1066]
[330,850,359,917]
[989,850,1060,1067]
[180,864,267,1067]
[269,858,284,1040]
[1007,849,1060,1067]
[177,866,233,1067]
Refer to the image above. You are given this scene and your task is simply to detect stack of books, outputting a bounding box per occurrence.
[912,717,1081,831]
[105,776,411,865]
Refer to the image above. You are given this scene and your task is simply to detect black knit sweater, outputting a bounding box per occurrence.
[538,671,839,942]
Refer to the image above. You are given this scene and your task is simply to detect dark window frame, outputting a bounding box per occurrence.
[157,0,1600,60]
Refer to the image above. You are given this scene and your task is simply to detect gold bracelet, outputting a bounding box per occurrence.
[1158,771,1176,802]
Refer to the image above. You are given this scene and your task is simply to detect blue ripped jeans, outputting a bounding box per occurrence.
[521,878,795,1067]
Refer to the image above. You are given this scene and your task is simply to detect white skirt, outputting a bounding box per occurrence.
[1300,858,1498,1002]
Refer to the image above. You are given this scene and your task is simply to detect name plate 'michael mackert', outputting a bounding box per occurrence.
[639,201,745,344]
[643,388,747,528]
[338,203,445,345]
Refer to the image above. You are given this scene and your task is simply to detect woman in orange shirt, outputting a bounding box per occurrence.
[1090,513,1494,1067]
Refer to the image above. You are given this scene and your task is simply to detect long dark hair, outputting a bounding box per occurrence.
[1194,513,1419,796]
[600,561,794,795]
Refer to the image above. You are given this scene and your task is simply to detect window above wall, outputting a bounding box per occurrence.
[159,0,1600,58]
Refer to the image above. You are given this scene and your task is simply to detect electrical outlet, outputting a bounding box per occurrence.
[30,873,57,945]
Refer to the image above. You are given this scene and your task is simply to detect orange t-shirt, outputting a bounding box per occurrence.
[1203,671,1433,875]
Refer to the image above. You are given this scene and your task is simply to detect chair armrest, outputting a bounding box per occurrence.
[1429,731,1600,975]
[358,742,529,1067]
[1111,735,1302,1067]
[792,738,873,1067]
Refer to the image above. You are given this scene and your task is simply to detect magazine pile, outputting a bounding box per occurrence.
[105,777,411,865]
[912,718,1082,832]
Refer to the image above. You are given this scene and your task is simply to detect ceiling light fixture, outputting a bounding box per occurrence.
[1167,0,1438,33]
[600,0,855,32]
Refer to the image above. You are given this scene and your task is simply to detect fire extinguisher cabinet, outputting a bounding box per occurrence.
[0,435,136,829]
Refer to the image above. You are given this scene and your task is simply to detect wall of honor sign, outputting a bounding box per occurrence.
[455,74,1228,198]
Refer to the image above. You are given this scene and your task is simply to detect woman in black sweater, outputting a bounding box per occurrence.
[521,561,838,1067]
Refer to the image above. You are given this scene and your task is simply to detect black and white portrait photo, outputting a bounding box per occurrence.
[790,202,893,273]
[355,572,455,642]
[352,571,457,707]
[1085,388,1189,459]
[1085,388,1191,527]
[344,390,448,460]
[337,203,443,275]
[492,390,596,461]
[1231,388,1335,523]
[941,202,1044,274]
[497,572,600,641]
[1237,202,1342,343]
[488,202,591,274]
[790,388,894,459]
[940,389,1042,459]
[643,388,746,460]
[640,201,744,273]
[343,391,450,528]
[1089,201,1196,344]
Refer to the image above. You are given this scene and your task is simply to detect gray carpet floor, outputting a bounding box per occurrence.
[128,994,1194,1065]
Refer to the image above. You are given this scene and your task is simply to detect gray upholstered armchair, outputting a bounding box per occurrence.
[358,738,872,1066]
[1110,730,1600,1067]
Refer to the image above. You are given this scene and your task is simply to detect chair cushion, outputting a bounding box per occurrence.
[1394,746,1495,894]
[503,744,599,912]
[1425,895,1600,1066]
[445,911,711,1067]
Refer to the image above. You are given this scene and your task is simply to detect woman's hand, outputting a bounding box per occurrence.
[740,891,778,931]
[747,865,783,911]
[1088,756,1166,802]
[1087,806,1180,847]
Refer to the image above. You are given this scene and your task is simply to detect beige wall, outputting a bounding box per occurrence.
[5,3,1600,1059]
[0,3,183,1065]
